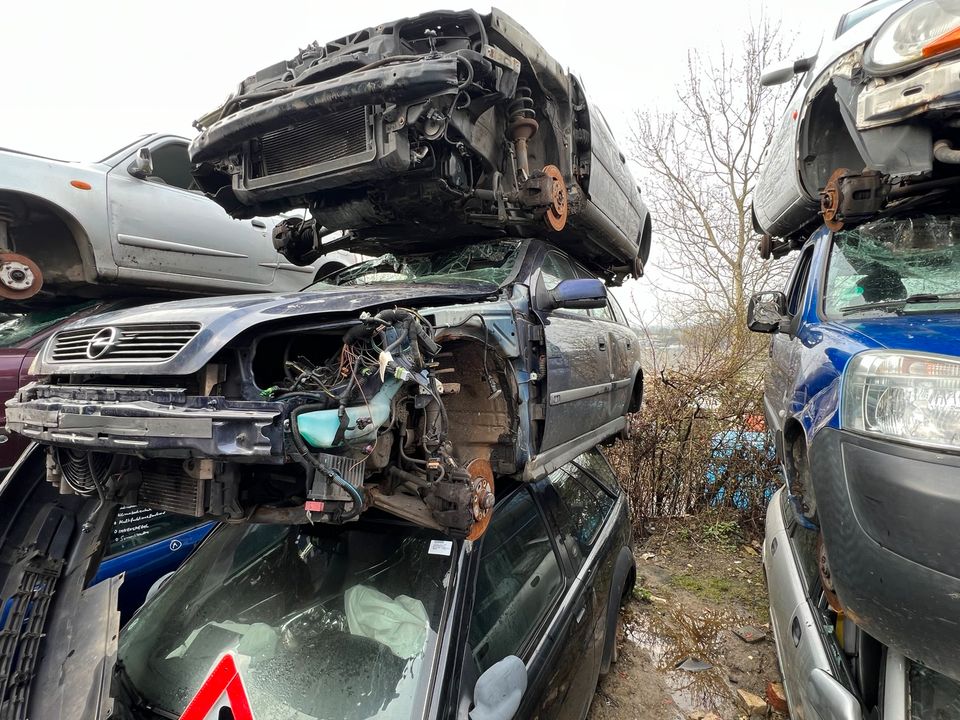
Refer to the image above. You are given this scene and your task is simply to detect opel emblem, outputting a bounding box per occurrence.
[86,327,121,359]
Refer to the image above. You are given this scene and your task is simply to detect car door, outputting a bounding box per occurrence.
[535,250,615,452]
[468,485,572,719]
[539,456,620,720]
[585,279,637,417]
[583,101,643,246]
[106,136,279,287]
[766,242,815,442]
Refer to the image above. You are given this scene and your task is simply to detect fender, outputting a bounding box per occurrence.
[599,545,635,675]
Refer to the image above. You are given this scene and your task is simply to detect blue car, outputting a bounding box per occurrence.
[749,214,960,707]
[92,506,215,623]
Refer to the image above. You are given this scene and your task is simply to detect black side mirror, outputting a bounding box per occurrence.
[470,655,526,720]
[544,278,607,312]
[128,147,153,179]
[747,291,787,333]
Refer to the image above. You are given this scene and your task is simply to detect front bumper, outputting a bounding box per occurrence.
[858,57,960,130]
[6,383,284,460]
[810,427,960,682]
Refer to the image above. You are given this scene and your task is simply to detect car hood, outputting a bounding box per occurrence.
[34,282,498,376]
[831,313,960,357]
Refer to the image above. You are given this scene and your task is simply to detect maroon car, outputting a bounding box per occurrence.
[0,301,136,471]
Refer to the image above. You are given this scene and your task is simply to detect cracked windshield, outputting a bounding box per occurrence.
[317,241,521,288]
[118,522,452,719]
[825,216,960,317]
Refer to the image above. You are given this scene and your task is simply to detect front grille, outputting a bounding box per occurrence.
[257,106,370,177]
[49,323,201,363]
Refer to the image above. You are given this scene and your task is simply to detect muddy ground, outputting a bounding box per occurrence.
[588,515,786,720]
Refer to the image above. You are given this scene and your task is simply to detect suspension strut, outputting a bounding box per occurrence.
[508,85,538,181]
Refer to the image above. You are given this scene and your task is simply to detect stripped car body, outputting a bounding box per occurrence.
[6,240,643,537]
[753,0,960,256]
[189,8,651,282]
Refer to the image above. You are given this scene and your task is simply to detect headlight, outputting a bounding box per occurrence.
[865,0,960,75]
[842,351,960,450]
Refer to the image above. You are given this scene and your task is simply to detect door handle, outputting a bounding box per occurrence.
[251,219,267,229]
[598,336,607,351]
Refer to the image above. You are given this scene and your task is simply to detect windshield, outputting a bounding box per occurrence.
[95,134,152,164]
[310,241,522,289]
[117,521,453,719]
[824,215,960,318]
[0,302,95,348]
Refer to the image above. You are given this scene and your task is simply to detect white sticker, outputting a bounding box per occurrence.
[428,539,453,556]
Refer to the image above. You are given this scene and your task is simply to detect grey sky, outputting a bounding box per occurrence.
[1,0,842,318]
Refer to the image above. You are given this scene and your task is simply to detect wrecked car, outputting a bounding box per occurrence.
[6,239,643,538]
[0,133,359,304]
[764,485,960,720]
[0,443,633,720]
[748,214,960,695]
[189,9,651,283]
[753,0,960,255]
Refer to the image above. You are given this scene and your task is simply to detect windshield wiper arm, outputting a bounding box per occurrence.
[841,292,960,315]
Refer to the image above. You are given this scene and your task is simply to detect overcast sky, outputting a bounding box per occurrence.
[1,0,844,319]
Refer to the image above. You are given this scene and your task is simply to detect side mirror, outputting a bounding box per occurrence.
[747,291,787,333]
[761,56,816,86]
[805,668,861,720]
[470,655,526,720]
[128,147,153,179]
[545,278,607,312]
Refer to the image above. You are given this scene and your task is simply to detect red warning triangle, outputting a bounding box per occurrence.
[180,653,255,720]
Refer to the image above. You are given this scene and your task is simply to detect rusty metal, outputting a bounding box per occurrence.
[541,165,568,232]
[820,167,850,232]
[465,457,495,540]
[0,252,42,300]
[759,234,773,260]
[817,535,842,612]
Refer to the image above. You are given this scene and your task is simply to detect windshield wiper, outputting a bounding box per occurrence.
[841,292,960,315]
[113,661,174,720]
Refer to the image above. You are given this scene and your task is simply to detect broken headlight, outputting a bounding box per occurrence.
[865,0,960,75]
[842,350,960,450]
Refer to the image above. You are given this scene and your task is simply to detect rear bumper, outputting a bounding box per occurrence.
[809,427,960,681]
[6,383,284,460]
[858,57,960,130]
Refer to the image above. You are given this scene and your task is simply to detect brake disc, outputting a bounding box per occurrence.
[541,165,568,232]
[465,457,496,541]
[0,252,43,300]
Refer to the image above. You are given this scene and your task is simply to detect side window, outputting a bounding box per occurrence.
[148,142,196,191]
[548,461,616,564]
[470,490,564,671]
[106,506,203,558]
[784,247,814,317]
[573,448,621,495]
[540,251,577,290]
[607,292,627,324]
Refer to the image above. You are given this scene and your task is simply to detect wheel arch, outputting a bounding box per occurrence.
[0,190,98,285]
[599,546,636,675]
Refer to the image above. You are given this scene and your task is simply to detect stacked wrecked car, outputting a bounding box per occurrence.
[5,9,649,540]
[750,1,960,714]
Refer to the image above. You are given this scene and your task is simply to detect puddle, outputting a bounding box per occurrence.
[624,606,740,717]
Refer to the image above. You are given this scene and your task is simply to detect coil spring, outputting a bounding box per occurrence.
[508,85,536,123]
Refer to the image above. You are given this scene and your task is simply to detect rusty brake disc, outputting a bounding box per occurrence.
[541,165,568,232]
[465,457,496,541]
[0,252,43,300]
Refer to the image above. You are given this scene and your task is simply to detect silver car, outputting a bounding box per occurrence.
[0,133,362,303]
[764,486,960,718]
[752,0,960,253]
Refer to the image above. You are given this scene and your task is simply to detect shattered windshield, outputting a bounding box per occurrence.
[311,241,522,289]
[117,522,453,719]
[824,216,960,318]
[0,302,94,348]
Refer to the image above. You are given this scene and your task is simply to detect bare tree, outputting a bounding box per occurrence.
[629,19,791,353]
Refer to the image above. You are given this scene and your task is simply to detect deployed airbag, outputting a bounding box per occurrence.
[345,584,428,659]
